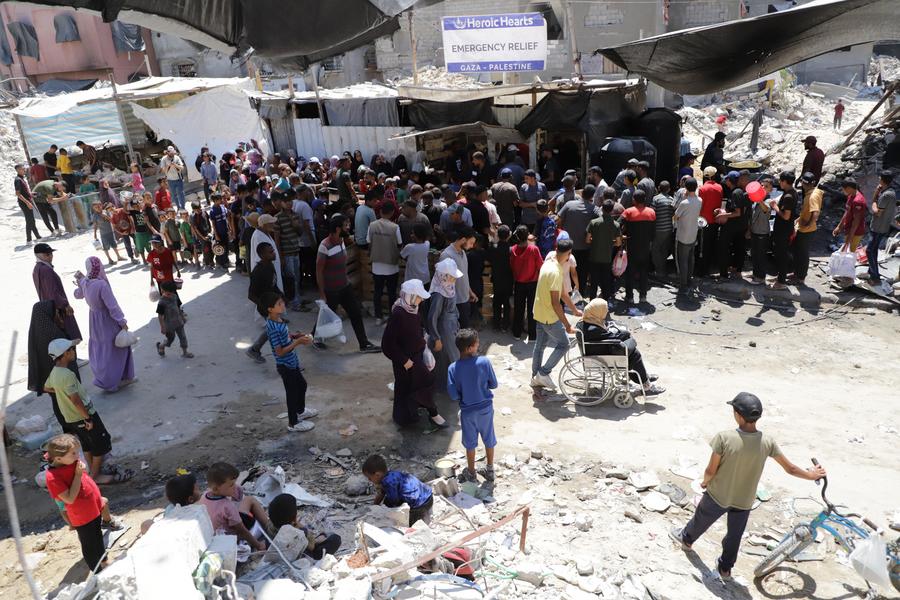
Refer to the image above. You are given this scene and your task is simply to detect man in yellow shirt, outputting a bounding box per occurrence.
[793,172,822,284]
[530,238,581,392]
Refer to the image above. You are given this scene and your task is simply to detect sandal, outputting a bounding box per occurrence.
[156,342,165,356]
[111,468,134,483]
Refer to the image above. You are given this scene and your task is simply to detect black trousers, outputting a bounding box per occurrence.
[682,492,750,573]
[18,200,41,242]
[587,261,613,301]
[456,301,471,329]
[730,229,747,272]
[313,284,370,349]
[697,223,718,276]
[306,533,341,560]
[512,281,537,339]
[75,515,105,571]
[793,231,813,280]
[717,226,738,277]
[572,249,589,295]
[373,273,399,319]
[750,233,769,280]
[36,201,58,231]
[625,255,650,299]
[492,282,512,330]
[119,234,134,259]
[627,347,649,384]
[773,231,791,283]
[408,495,434,527]
[276,365,307,426]
[299,246,316,290]
[164,326,188,349]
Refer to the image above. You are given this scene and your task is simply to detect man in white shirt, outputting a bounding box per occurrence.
[160,146,186,210]
[673,177,703,294]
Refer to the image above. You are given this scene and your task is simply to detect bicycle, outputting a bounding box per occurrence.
[754,459,900,596]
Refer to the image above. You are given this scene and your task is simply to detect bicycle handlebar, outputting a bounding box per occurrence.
[811,458,836,513]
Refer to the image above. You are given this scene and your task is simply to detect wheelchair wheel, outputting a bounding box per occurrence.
[558,356,615,406]
[612,390,634,409]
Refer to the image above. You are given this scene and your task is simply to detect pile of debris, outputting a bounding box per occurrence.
[391,66,490,90]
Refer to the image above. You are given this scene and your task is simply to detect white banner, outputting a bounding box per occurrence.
[441,13,547,73]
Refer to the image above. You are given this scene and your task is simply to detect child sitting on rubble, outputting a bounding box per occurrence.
[267,493,341,559]
[447,328,498,484]
[198,462,272,552]
[139,472,203,534]
[362,454,433,527]
[45,434,125,573]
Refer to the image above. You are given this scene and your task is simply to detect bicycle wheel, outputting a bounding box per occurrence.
[754,525,814,578]
[558,356,615,406]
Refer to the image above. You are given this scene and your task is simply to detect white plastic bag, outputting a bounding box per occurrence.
[13,415,47,437]
[149,286,160,302]
[849,533,893,589]
[612,249,628,277]
[313,299,344,342]
[423,346,436,371]
[115,329,138,348]
[828,250,856,279]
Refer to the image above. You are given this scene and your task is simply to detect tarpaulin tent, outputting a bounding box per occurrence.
[131,85,270,180]
[597,0,900,95]
[407,99,498,131]
[9,0,426,68]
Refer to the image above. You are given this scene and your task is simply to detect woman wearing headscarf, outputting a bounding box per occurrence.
[382,279,446,428]
[27,300,80,429]
[73,256,135,392]
[426,258,462,390]
[351,150,364,181]
[228,169,245,193]
[98,178,120,208]
[576,298,665,396]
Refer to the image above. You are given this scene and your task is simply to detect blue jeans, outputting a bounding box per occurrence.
[866,232,886,281]
[169,178,186,209]
[283,253,301,305]
[532,320,569,377]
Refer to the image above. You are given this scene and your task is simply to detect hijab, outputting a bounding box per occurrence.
[85,256,107,281]
[430,271,457,299]
[395,292,420,314]
[583,298,609,327]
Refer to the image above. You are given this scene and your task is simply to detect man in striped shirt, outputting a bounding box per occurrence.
[314,214,380,353]
[651,181,677,277]
[76,141,98,174]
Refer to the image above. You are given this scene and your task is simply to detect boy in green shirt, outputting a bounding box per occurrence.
[670,392,826,580]
[44,339,122,484]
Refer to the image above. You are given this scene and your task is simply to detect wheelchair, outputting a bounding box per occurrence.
[557,328,647,408]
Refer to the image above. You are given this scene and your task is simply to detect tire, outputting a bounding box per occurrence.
[613,390,634,409]
[558,357,615,406]
[754,525,814,578]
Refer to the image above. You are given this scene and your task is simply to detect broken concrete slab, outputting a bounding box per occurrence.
[344,474,370,496]
[206,534,237,573]
[808,81,858,101]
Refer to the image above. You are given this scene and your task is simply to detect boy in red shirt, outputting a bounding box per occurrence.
[147,235,178,285]
[155,177,172,212]
[509,224,543,340]
[45,434,124,572]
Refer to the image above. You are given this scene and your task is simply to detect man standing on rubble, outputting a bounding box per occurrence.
[833,99,845,130]
[801,136,825,182]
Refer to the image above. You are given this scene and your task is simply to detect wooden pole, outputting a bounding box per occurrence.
[109,70,136,165]
[311,64,326,126]
[564,0,582,80]
[408,11,419,85]
[13,113,31,162]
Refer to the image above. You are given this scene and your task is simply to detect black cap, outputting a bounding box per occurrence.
[524,169,537,178]
[727,392,763,421]
[800,171,816,184]
[880,169,894,182]
[841,177,858,189]
[34,242,56,254]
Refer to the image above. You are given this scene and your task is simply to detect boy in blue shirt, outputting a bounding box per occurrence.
[363,454,433,527]
[447,329,498,483]
[262,292,318,432]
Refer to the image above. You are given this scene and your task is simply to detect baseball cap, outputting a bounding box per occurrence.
[400,278,430,299]
[803,135,817,144]
[627,158,639,166]
[879,169,894,182]
[637,160,650,169]
[727,392,763,421]
[166,145,176,152]
[800,171,816,184]
[48,338,79,359]
[500,168,513,178]
[703,166,718,178]
[309,156,320,163]
[507,144,518,152]
[150,234,164,244]
[34,242,57,254]
[564,169,577,177]
[258,213,278,226]
[725,170,741,181]
[450,203,465,215]
[435,257,464,278]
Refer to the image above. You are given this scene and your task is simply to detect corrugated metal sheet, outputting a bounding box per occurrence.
[268,117,297,155]
[293,119,417,164]
[19,102,123,155]
[122,103,149,150]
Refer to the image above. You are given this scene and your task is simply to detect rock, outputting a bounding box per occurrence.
[304,566,332,588]
[308,446,321,456]
[531,448,544,459]
[576,490,596,502]
[565,583,599,599]
[332,578,371,600]
[31,537,48,552]
[620,574,649,599]
[624,509,644,523]
[575,514,593,531]
[551,564,579,584]
[641,571,696,600]
[576,558,594,576]
[578,576,606,594]
[628,471,660,491]
[317,553,338,571]
[641,491,671,512]
[335,448,353,457]
[344,474,369,496]
[606,468,630,480]
[749,341,757,347]
[658,482,687,505]
[515,560,547,586]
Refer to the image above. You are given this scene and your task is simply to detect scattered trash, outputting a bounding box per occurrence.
[639,321,657,331]
[276,412,288,419]
[756,485,772,502]
[140,461,150,470]
[500,407,512,416]
[627,471,660,491]
[339,424,359,437]
[335,448,353,457]
[158,435,175,442]
[641,491,671,512]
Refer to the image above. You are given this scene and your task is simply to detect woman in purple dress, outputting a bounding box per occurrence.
[381,279,446,429]
[74,256,135,392]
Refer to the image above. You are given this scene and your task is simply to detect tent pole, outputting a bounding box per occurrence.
[109,70,135,166]
[564,0,582,80]
[408,11,419,85]
[311,64,326,126]
[13,113,31,162]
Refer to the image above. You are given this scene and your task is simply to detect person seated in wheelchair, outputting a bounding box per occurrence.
[576,298,665,396]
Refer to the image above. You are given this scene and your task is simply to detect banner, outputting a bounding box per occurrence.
[442,13,547,73]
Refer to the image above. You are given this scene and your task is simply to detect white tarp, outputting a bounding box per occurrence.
[131,86,271,181]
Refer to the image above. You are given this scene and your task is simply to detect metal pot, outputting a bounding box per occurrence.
[434,458,457,479]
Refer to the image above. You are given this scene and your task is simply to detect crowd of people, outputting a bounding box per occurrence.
[17,133,896,583]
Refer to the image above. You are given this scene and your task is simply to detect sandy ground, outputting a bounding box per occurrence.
[1,192,898,595]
